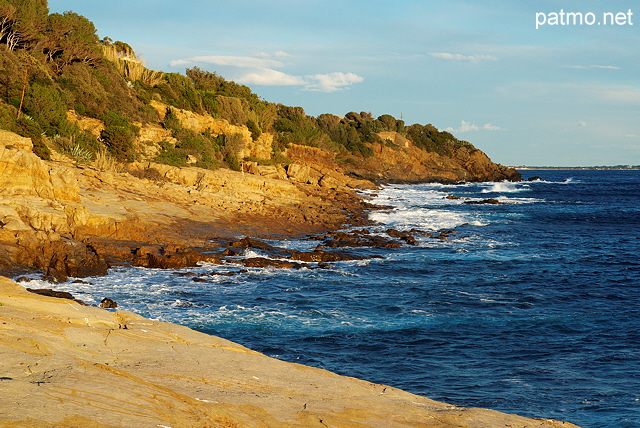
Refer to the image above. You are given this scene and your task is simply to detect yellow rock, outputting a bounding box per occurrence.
[0,277,580,428]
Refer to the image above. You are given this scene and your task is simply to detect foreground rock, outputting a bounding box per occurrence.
[0,277,579,428]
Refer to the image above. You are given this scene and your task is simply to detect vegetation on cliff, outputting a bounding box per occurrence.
[0,0,518,182]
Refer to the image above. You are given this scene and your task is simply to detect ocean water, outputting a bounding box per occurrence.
[19,169,640,427]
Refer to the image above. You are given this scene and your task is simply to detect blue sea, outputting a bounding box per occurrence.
[20,169,640,427]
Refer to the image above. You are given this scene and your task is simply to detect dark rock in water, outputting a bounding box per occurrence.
[227,237,289,258]
[45,239,109,282]
[321,230,403,249]
[386,228,402,238]
[402,235,419,245]
[464,198,504,205]
[99,297,118,309]
[134,247,223,269]
[235,257,309,270]
[228,237,275,251]
[446,195,462,200]
[528,176,543,181]
[26,288,86,305]
[209,271,242,276]
[221,248,241,256]
[290,250,362,263]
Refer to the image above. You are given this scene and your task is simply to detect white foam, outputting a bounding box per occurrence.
[481,181,529,194]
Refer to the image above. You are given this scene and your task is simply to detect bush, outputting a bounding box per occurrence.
[23,79,68,136]
[16,117,50,160]
[100,111,138,161]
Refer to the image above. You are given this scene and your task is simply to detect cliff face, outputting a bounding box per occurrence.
[339,131,520,183]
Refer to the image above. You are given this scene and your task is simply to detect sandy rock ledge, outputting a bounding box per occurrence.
[0,278,579,428]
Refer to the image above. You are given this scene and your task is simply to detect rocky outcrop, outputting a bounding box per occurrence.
[0,130,370,280]
[340,131,521,183]
[0,277,580,428]
[285,143,377,190]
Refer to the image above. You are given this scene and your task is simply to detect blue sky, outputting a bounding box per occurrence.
[48,0,640,166]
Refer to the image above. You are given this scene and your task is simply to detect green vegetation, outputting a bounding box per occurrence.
[0,0,474,170]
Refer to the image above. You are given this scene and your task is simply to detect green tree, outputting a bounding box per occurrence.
[42,11,100,74]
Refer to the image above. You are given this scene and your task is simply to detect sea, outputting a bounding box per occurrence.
[17,169,640,427]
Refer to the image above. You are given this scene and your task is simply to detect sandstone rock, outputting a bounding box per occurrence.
[0,140,79,202]
[0,129,33,152]
[319,170,350,190]
[286,163,311,183]
[66,110,105,137]
[0,277,579,428]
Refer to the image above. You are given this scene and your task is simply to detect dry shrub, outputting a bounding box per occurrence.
[93,148,121,172]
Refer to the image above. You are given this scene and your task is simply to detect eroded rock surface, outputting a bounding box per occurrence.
[0,277,580,428]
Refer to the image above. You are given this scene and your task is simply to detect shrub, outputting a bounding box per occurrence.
[100,111,138,161]
[15,116,50,160]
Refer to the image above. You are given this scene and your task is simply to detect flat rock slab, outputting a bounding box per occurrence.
[0,277,579,427]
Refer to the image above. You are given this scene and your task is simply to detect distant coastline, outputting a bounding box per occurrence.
[513,165,640,170]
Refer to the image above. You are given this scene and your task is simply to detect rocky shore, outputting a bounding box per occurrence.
[0,129,580,427]
[0,129,374,281]
[0,277,579,427]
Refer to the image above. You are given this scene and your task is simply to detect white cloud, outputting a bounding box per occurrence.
[170,55,282,69]
[171,54,363,92]
[445,120,504,133]
[429,52,498,63]
[563,65,622,70]
[304,72,364,92]
[237,69,306,86]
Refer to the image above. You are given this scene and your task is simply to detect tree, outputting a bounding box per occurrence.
[0,0,48,51]
[42,11,101,74]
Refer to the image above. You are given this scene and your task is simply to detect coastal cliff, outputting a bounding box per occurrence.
[0,277,579,427]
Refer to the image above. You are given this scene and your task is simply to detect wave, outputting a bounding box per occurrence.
[482,182,530,194]
[369,207,473,231]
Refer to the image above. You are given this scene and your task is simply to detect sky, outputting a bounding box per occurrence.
[47,0,640,166]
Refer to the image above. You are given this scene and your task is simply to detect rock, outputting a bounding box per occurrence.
[236,257,308,269]
[528,176,543,181]
[290,249,362,263]
[228,237,286,257]
[0,141,79,202]
[99,297,118,309]
[26,288,86,305]
[446,195,462,200]
[463,198,505,205]
[286,163,311,183]
[0,277,579,428]
[44,239,109,282]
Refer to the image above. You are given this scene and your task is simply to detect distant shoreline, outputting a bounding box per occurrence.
[512,166,640,170]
